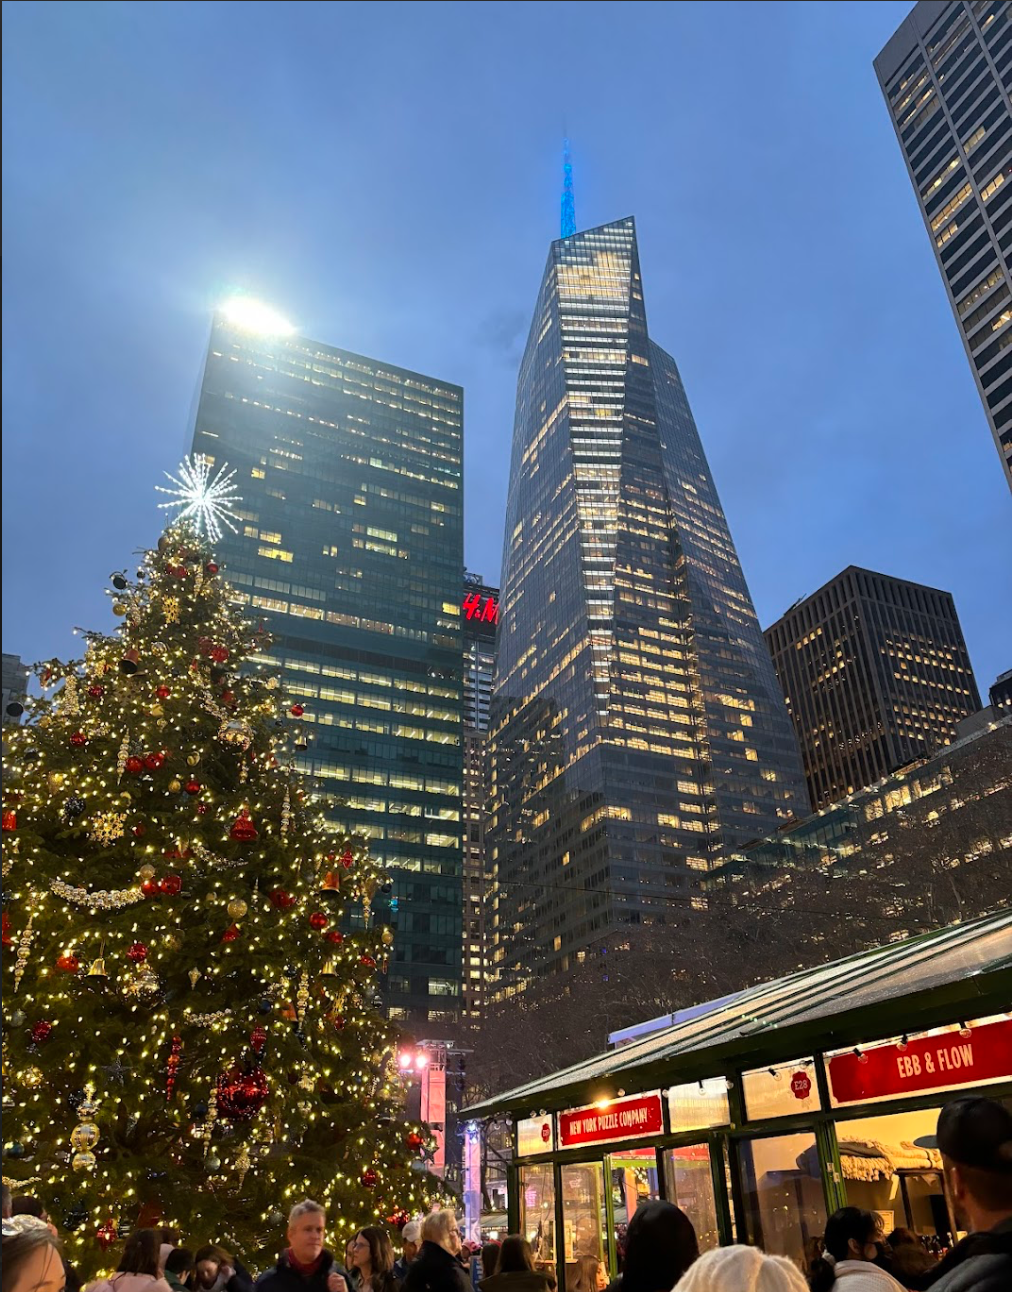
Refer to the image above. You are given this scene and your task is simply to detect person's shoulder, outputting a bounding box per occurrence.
[931,1250,1012,1292]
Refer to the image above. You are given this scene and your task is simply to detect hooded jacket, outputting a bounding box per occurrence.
[922,1217,1012,1292]
[402,1243,473,1292]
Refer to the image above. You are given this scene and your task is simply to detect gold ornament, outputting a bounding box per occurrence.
[88,812,127,846]
[21,1066,44,1088]
[188,968,202,989]
[87,957,108,978]
[381,928,394,946]
[320,958,339,978]
[152,640,167,656]
[116,732,131,780]
[50,878,143,911]
[219,718,253,750]
[70,1085,100,1172]
[162,597,181,624]
[227,898,248,920]
[150,704,164,718]
[59,675,80,716]
[266,676,279,690]
[296,970,309,1026]
[72,1150,97,1172]
[112,603,128,617]
[187,752,201,767]
[138,863,156,880]
[168,778,182,794]
[232,1143,251,1192]
[13,915,35,991]
[128,965,160,999]
[48,770,64,791]
[203,1090,218,1154]
[280,788,292,835]
[164,931,183,952]
[70,1122,99,1150]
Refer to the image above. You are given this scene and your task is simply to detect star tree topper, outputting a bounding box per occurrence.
[156,454,242,542]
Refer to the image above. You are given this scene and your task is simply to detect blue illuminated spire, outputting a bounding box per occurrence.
[561,139,576,238]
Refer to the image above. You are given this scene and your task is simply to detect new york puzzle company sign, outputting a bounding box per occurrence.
[827,1019,1011,1105]
[558,1093,664,1148]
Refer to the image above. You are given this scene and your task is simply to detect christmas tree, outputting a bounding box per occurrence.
[2,481,438,1275]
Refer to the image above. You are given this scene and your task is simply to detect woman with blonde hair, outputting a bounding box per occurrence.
[676,1246,809,1292]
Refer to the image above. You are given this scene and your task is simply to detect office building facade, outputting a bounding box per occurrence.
[488,217,808,998]
[461,573,499,1024]
[875,0,1012,489]
[764,566,980,810]
[190,310,464,1033]
[2,654,29,724]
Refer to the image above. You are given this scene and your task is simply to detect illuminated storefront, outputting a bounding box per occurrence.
[463,911,1011,1277]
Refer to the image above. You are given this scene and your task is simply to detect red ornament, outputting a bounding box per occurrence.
[332,1014,347,1031]
[169,565,189,579]
[341,848,354,870]
[155,685,171,700]
[308,912,328,930]
[96,1219,119,1251]
[159,874,182,896]
[406,1130,424,1150]
[131,822,146,838]
[56,953,80,973]
[88,684,105,698]
[230,811,258,842]
[2,912,12,947]
[195,802,209,814]
[216,1063,269,1120]
[166,1034,183,1101]
[70,732,88,748]
[205,562,219,575]
[290,704,304,717]
[221,923,241,943]
[220,689,236,706]
[31,1020,53,1044]
[270,888,296,909]
[2,810,16,833]
[325,930,344,944]
[250,1025,268,1055]
[125,755,144,775]
[210,646,230,664]
[142,878,159,898]
[360,1168,378,1189]
[359,954,377,969]
[144,752,165,770]
[184,779,201,795]
[127,941,148,963]
[198,637,214,655]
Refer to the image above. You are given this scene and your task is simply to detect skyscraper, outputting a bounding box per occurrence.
[488,217,808,997]
[461,573,499,1023]
[875,0,1012,490]
[764,566,980,810]
[2,653,29,724]
[189,305,464,1033]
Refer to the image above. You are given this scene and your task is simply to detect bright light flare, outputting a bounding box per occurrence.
[156,454,243,543]
[220,296,294,335]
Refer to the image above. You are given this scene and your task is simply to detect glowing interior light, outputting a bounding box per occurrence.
[155,454,243,543]
[219,296,295,335]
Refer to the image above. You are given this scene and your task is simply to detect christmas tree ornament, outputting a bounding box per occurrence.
[210,646,230,664]
[250,1025,267,1055]
[280,787,293,834]
[64,797,87,821]
[89,812,127,845]
[359,954,377,969]
[206,561,219,575]
[325,930,344,945]
[2,809,16,832]
[381,928,394,946]
[21,1066,44,1088]
[129,965,160,999]
[87,956,108,978]
[56,952,81,973]
[221,923,241,943]
[59,675,81,716]
[216,1063,269,1120]
[13,915,35,991]
[2,911,12,948]
[290,704,304,717]
[64,1203,89,1232]
[166,1035,183,1101]
[162,597,181,624]
[168,778,182,793]
[200,1087,219,1154]
[219,718,253,749]
[155,685,171,700]
[125,755,144,775]
[5,1141,26,1158]
[205,1154,222,1173]
[127,941,149,963]
[117,732,131,779]
[361,1167,378,1189]
[96,1219,118,1250]
[30,1020,53,1044]
[120,648,141,675]
[10,1009,26,1025]
[88,684,105,698]
[195,801,209,814]
[319,959,339,978]
[189,969,202,989]
[227,898,248,920]
[152,640,167,656]
[164,930,183,951]
[187,751,201,766]
[341,847,355,869]
[112,602,128,617]
[319,870,341,897]
[221,689,236,706]
[269,888,296,909]
[144,752,165,770]
[138,863,156,880]
[308,912,328,930]
[295,971,309,1028]
[132,822,147,838]
[184,779,201,795]
[159,874,182,896]
[230,810,258,842]
[111,573,129,591]
[69,731,88,748]
[6,699,25,718]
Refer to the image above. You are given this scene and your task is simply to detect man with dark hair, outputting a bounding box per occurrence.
[918,1096,1012,1292]
[166,1248,195,1292]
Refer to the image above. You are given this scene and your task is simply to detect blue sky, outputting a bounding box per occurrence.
[2,0,1009,692]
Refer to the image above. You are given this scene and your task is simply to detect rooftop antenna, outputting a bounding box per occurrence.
[561,138,576,238]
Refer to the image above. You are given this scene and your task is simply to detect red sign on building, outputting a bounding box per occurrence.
[558,1093,664,1148]
[828,1019,1012,1105]
[462,592,500,624]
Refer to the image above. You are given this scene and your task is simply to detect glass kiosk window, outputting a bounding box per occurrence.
[562,1162,608,1287]
[520,1163,556,1275]
[736,1131,827,1270]
[662,1145,721,1253]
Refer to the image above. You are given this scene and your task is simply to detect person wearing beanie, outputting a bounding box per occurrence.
[677,1246,808,1292]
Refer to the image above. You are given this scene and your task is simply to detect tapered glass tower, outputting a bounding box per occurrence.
[488,218,807,996]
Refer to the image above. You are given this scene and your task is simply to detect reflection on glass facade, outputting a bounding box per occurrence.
[875,0,1012,490]
[488,218,808,995]
[764,565,980,809]
[190,312,463,1034]
[462,572,499,1022]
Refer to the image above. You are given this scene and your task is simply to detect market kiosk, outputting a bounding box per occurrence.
[462,911,1012,1281]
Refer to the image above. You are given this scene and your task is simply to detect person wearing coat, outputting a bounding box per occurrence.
[255,1201,350,1292]
[402,1213,471,1292]
[88,1229,174,1292]
[807,1209,906,1292]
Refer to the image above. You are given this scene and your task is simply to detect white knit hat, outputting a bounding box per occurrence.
[676,1246,808,1292]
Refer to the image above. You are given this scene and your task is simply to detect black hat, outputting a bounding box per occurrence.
[914,1097,1012,1173]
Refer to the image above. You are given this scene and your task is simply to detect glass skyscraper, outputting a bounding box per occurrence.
[875,0,1012,490]
[488,217,808,997]
[190,309,463,1033]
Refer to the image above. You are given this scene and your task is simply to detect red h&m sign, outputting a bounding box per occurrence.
[828,1019,1012,1105]
[462,592,500,624]
[558,1093,664,1148]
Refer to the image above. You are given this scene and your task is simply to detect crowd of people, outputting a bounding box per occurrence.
[3,1097,1009,1292]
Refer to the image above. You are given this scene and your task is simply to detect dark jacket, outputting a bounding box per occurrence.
[480,1274,552,1292]
[392,1261,412,1287]
[402,1244,473,1292]
[256,1251,349,1292]
[922,1218,1012,1292]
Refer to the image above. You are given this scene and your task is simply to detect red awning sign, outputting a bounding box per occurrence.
[828,1019,1012,1105]
[559,1093,664,1147]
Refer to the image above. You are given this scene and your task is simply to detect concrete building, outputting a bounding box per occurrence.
[2,654,29,723]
